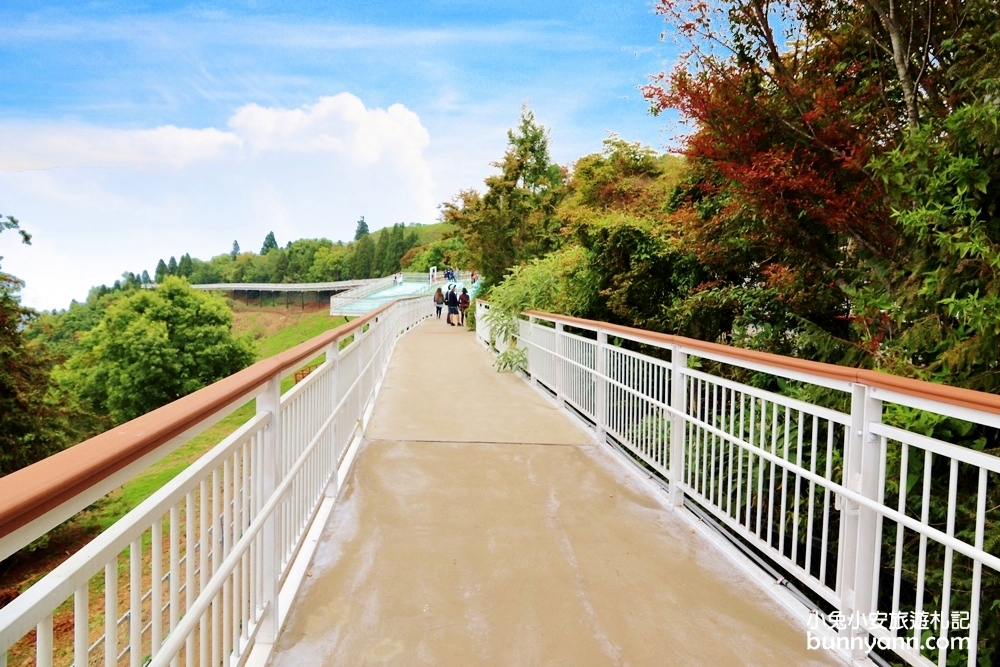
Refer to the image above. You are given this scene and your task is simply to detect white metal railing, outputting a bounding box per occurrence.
[476,302,1000,667]
[189,279,377,293]
[0,296,430,667]
[330,273,441,316]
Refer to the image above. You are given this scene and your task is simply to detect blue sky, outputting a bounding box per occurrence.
[0,1,680,309]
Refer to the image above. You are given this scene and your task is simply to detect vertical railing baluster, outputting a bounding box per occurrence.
[185,490,196,667]
[912,449,933,648]
[937,458,959,666]
[199,478,210,667]
[554,322,564,407]
[105,559,118,667]
[222,457,232,666]
[130,537,142,667]
[169,504,180,667]
[736,392,745,526]
[967,468,987,667]
[212,467,221,667]
[820,422,834,588]
[669,346,687,507]
[152,517,162,654]
[257,376,281,645]
[767,402,778,547]
[596,330,607,444]
[755,399,766,538]
[778,406,790,556]
[805,415,818,577]
[36,614,53,667]
[74,585,88,667]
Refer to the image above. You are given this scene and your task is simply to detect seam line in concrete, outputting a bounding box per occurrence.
[365,437,594,447]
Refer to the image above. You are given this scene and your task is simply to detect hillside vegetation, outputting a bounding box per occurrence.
[0,306,346,594]
[131,220,463,289]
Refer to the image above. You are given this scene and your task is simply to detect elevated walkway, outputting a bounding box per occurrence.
[270,322,840,665]
[331,274,479,317]
[4,294,995,667]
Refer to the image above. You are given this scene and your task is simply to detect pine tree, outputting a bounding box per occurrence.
[405,230,420,252]
[354,216,369,240]
[261,232,278,255]
[167,256,178,276]
[385,223,407,274]
[351,234,375,279]
[230,240,240,260]
[177,253,194,278]
[141,270,151,284]
[373,228,391,276]
[155,259,168,283]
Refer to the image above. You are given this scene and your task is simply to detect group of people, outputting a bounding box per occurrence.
[441,267,480,285]
[434,284,470,326]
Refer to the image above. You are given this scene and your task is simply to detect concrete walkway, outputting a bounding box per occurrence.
[271,320,842,666]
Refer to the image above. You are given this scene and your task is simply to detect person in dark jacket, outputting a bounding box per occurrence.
[458,288,470,325]
[446,286,460,325]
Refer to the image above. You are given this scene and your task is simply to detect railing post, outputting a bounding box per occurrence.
[554,321,565,407]
[256,376,281,643]
[356,324,366,426]
[325,339,341,498]
[669,346,687,508]
[595,329,607,443]
[839,382,881,654]
[527,317,538,386]
[851,384,883,654]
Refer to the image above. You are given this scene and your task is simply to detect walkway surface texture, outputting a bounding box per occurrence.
[271,319,843,666]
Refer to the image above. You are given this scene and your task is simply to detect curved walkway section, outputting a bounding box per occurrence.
[271,320,842,666]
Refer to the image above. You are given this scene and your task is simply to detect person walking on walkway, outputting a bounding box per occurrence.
[433,287,445,319]
[458,287,470,326]
[446,286,460,326]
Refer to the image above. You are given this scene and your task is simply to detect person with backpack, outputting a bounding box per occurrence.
[446,286,460,325]
[458,287,470,326]
[433,287,445,318]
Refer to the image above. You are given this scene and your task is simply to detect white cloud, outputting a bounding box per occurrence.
[228,94,430,164]
[0,93,438,310]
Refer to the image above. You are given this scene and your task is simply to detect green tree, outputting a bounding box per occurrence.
[350,234,376,279]
[230,240,240,260]
[177,253,194,278]
[383,223,409,275]
[58,277,256,424]
[354,216,369,240]
[155,259,168,283]
[0,217,79,475]
[141,270,151,284]
[261,231,278,255]
[307,244,349,281]
[372,227,392,276]
[167,256,178,275]
[444,106,565,287]
[403,235,470,272]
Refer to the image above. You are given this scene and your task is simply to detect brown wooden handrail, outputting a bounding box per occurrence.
[0,300,395,542]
